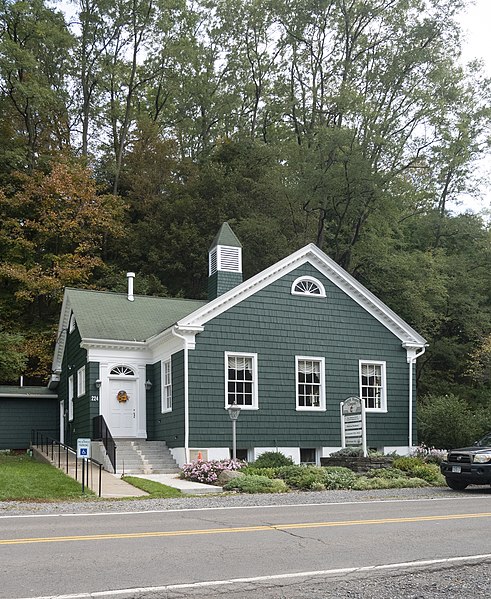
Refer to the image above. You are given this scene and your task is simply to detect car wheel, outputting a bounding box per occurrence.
[445,478,468,491]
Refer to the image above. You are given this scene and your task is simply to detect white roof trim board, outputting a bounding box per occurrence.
[177,244,427,347]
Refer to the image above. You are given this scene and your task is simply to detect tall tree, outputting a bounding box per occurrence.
[0,0,73,172]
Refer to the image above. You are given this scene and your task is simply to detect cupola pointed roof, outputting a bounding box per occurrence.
[209,222,242,250]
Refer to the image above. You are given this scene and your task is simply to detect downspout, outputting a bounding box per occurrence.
[407,346,426,450]
[171,327,190,463]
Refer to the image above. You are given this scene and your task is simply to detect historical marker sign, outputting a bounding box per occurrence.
[340,396,367,457]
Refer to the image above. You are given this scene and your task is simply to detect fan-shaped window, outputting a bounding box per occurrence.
[291,276,326,297]
[110,365,135,376]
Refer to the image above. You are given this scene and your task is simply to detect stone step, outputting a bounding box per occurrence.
[112,439,179,475]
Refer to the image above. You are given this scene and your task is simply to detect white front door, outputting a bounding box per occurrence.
[107,378,138,437]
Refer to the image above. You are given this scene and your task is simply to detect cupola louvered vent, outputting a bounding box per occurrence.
[209,247,218,275]
[219,246,241,272]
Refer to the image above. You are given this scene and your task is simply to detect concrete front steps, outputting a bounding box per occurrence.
[113,439,180,475]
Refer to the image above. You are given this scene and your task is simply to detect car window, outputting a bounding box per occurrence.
[477,433,491,447]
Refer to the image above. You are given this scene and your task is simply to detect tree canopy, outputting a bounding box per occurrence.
[0,0,489,413]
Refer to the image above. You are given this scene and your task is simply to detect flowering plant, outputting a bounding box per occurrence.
[180,458,246,484]
[411,444,447,464]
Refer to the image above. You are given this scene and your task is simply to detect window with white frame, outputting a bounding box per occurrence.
[359,361,386,411]
[296,357,325,410]
[161,359,172,413]
[77,366,86,397]
[291,276,326,297]
[225,353,258,409]
[68,375,74,421]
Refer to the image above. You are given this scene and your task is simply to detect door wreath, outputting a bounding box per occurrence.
[117,390,129,403]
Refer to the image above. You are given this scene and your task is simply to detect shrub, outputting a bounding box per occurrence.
[275,465,326,490]
[242,466,277,478]
[252,451,294,468]
[393,456,423,472]
[393,457,444,485]
[329,447,364,457]
[223,475,288,494]
[417,394,481,449]
[181,459,245,484]
[409,464,443,484]
[352,476,430,491]
[323,468,358,490]
[411,444,447,464]
[366,468,406,479]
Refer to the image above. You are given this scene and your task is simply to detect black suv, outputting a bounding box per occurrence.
[440,432,491,490]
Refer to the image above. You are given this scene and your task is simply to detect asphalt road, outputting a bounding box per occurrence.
[1,495,491,599]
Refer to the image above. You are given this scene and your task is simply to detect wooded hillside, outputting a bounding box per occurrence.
[0,0,490,414]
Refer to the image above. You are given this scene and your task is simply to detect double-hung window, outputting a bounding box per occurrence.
[296,357,325,410]
[359,361,386,411]
[77,366,86,397]
[68,375,74,421]
[162,359,172,413]
[225,352,258,409]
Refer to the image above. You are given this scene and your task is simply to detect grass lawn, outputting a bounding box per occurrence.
[122,476,182,498]
[0,453,91,500]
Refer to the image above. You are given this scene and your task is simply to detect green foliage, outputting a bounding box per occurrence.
[0,453,90,499]
[0,329,27,384]
[242,466,277,479]
[366,468,407,479]
[323,469,358,490]
[393,457,425,472]
[417,394,484,449]
[328,447,364,457]
[223,475,288,494]
[352,477,431,491]
[252,451,294,469]
[392,457,444,485]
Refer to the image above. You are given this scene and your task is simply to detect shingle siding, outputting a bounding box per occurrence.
[0,397,58,449]
[148,352,185,448]
[61,324,88,448]
[189,264,410,449]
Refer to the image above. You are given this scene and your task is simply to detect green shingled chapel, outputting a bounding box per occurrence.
[47,223,426,468]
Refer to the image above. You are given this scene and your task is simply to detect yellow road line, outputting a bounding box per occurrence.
[1,512,491,546]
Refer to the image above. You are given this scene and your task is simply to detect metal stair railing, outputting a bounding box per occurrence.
[30,430,103,497]
[92,415,117,473]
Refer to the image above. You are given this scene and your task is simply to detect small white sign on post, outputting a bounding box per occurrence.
[77,438,91,459]
[340,396,367,457]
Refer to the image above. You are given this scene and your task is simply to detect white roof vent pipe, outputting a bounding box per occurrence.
[127,272,135,302]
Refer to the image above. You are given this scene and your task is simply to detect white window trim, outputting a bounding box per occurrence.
[69,313,76,333]
[359,360,387,413]
[295,356,326,411]
[77,366,86,397]
[224,351,258,410]
[291,276,326,297]
[161,358,172,414]
[68,375,74,421]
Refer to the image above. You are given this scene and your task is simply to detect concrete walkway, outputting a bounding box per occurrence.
[32,445,222,498]
[130,473,222,495]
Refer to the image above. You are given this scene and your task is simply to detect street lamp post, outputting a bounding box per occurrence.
[227,401,241,460]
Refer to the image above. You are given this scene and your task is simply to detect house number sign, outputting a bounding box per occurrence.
[340,396,367,457]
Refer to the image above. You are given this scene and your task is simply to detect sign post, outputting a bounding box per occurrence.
[77,438,91,493]
[340,396,367,457]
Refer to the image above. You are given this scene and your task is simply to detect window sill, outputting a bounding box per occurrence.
[365,408,387,414]
[224,406,259,411]
[296,406,326,412]
[161,409,172,414]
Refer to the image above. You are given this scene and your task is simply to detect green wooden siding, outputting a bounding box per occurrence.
[0,398,58,449]
[147,351,185,448]
[60,323,89,448]
[189,264,411,449]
